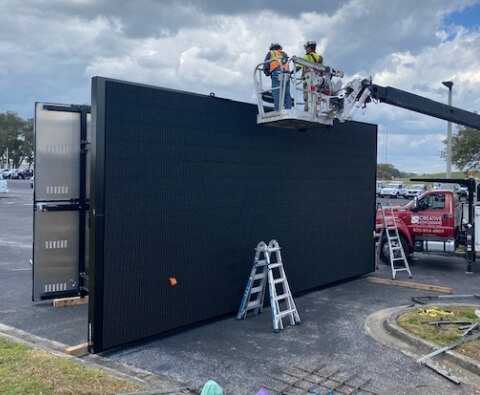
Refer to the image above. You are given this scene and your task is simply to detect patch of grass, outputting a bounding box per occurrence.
[397,305,480,361]
[415,171,466,179]
[0,337,145,394]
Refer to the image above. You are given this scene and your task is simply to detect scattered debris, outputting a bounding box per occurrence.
[367,277,452,294]
[422,361,461,385]
[53,296,88,308]
[423,320,472,330]
[416,332,480,364]
[411,294,480,305]
[459,323,480,337]
[262,363,378,394]
[416,308,453,318]
[64,342,89,357]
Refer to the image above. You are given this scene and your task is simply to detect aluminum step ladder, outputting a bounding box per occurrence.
[237,240,301,332]
[376,202,412,280]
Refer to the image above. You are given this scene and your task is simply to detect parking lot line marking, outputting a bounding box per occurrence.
[0,240,31,249]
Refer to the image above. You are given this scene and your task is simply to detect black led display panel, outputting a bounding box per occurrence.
[89,77,377,352]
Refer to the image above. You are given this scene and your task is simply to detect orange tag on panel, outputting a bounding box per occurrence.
[169,277,178,287]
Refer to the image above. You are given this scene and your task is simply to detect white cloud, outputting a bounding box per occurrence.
[0,0,480,173]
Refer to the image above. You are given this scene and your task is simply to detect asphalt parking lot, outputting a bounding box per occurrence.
[1,180,479,394]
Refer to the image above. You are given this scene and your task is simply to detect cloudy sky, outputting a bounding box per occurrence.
[1,0,480,174]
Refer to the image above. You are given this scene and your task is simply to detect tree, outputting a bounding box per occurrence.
[0,111,33,168]
[377,163,401,179]
[22,118,34,169]
[442,126,480,173]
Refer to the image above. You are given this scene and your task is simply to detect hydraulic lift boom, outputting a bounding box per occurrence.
[369,84,480,130]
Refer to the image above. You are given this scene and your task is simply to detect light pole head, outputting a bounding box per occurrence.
[442,81,453,90]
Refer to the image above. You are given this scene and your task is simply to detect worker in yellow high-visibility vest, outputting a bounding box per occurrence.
[297,41,324,112]
[263,43,292,111]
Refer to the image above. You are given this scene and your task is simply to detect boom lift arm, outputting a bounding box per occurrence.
[368,84,480,130]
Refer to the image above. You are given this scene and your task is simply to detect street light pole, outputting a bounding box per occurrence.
[442,81,453,178]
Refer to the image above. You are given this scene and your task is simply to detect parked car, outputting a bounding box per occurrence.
[436,183,461,196]
[2,168,19,179]
[7,169,22,179]
[2,168,32,179]
[405,184,428,199]
[20,169,34,179]
[376,181,386,196]
[2,169,13,179]
[379,182,407,198]
[0,168,9,178]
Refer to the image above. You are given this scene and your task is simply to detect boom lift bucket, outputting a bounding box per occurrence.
[254,56,372,129]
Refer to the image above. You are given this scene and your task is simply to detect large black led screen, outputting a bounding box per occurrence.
[89,77,377,352]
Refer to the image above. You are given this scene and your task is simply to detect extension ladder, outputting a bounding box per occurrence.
[376,202,412,280]
[237,240,301,332]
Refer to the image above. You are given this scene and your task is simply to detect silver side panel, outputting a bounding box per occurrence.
[35,103,80,201]
[33,103,90,301]
[33,209,79,299]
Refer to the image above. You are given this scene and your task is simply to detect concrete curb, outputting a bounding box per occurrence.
[383,305,480,376]
[0,323,193,394]
[454,251,480,259]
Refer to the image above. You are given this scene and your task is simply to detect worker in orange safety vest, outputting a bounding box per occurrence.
[263,43,292,111]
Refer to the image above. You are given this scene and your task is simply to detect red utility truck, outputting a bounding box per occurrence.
[376,178,477,273]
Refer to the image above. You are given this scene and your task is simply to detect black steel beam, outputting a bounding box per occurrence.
[88,77,106,353]
[43,104,91,113]
[370,85,480,130]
